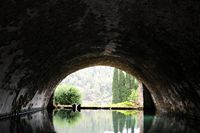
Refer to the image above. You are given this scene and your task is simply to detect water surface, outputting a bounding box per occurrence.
[0,109,200,133]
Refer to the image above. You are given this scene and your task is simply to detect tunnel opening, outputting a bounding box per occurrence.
[48,65,152,133]
[47,65,156,113]
[49,66,143,109]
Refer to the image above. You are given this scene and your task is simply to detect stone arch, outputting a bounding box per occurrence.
[0,0,200,118]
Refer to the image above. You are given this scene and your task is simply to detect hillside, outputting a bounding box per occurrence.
[60,66,114,105]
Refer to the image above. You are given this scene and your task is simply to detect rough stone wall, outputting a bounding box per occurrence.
[143,85,155,111]
[0,0,200,117]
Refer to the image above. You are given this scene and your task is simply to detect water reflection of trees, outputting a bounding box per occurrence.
[53,110,81,127]
[112,111,138,133]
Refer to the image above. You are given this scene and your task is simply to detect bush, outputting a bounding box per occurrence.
[54,84,81,105]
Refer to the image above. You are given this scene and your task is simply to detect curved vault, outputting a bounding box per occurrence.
[0,0,200,117]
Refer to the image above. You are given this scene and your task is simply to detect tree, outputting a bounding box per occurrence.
[128,75,139,102]
[118,70,127,102]
[125,73,131,89]
[112,68,139,104]
[128,89,139,102]
[54,84,81,105]
[112,68,119,103]
[130,76,138,90]
[125,73,132,100]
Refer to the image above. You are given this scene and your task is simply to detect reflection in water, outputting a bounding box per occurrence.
[0,110,54,133]
[0,109,200,133]
[53,110,142,133]
[53,110,81,127]
[112,111,142,133]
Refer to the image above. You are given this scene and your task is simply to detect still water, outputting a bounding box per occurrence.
[0,109,200,133]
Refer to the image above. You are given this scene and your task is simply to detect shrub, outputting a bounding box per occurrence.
[54,84,81,105]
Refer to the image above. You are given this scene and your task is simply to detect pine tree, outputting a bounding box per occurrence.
[112,68,119,103]
[125,73,132,99]
[112,68,139,103]
[130,76,134,90]
[119,70,127,102]
[133,78,138,90]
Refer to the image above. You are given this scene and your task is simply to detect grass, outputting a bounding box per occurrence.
[108,101,140,108]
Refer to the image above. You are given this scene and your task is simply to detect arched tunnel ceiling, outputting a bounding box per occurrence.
[0,0,200,117]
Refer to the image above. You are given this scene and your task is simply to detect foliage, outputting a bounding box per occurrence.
[119,70,127,102]
[109,101,137,108]
[54,67,139,106]
[54,84,81,105]
[62,66,114,104]
[112,68,139,104]
[112,68,119,103]
[128,89,139,102]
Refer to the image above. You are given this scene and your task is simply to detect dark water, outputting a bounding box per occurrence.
[0,109,200,133]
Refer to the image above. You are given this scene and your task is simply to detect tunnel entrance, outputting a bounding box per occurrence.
[1,0,200,132]
[49,66,147,111]
[46,66,153,133]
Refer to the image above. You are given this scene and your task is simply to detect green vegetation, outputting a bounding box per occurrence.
[128,89,139,102]
[61,66,114,105]
[109,101,138,108]
[54,84,81,105]
[53,67,140,107]
[112,68,139,104]
[112,68,119,103]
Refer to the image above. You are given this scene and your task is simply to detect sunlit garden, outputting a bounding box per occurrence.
[53,66,142,108]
